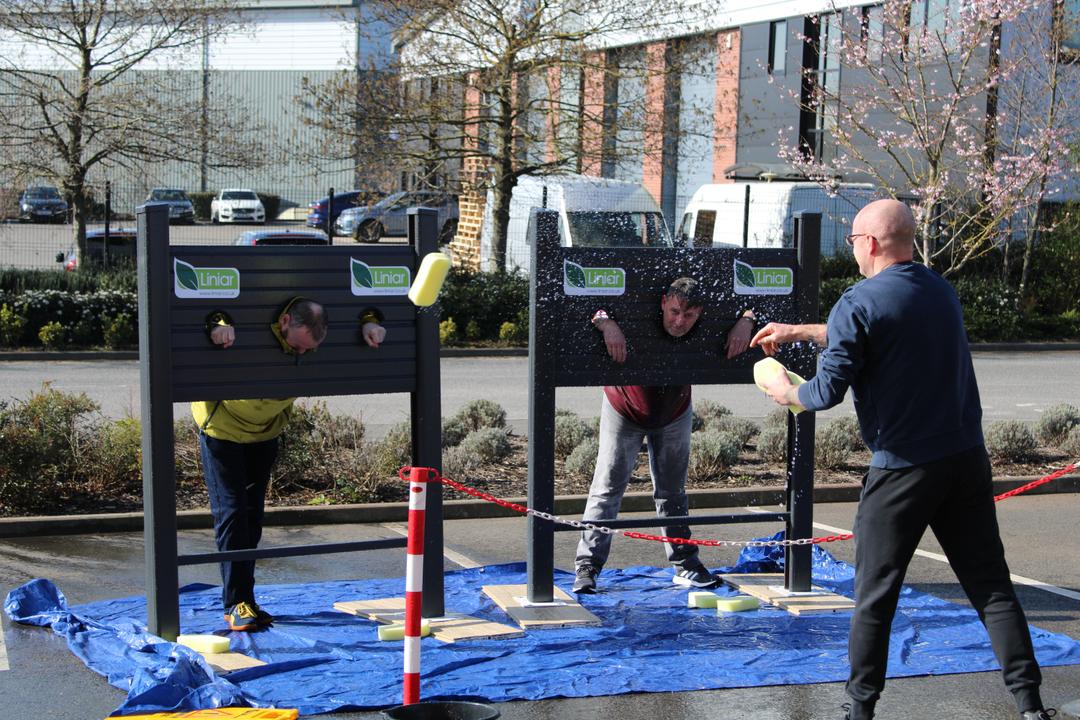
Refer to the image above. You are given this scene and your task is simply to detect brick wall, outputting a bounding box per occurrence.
[642,42,667,205]
[448,74,486,271]
[713,29,741,183]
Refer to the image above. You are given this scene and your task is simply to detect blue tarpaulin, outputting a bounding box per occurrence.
[6,540,1080,717]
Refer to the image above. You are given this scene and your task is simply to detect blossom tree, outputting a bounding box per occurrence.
[776,0,1079,277]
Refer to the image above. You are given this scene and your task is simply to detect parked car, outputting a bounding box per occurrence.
[19,185,68,223]
[305,190,373,229]
[55,228,137,271]
[210,188,265,224]
[233,229,329,246]
[335,190,458,243]
[145,188,195,225]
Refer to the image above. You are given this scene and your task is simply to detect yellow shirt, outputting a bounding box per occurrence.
[191,398,295,444]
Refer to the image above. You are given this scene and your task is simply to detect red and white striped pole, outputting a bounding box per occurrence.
[403,466,433,705]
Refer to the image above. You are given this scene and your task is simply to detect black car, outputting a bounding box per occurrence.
[233,229,329,246]
[19,185,68,223]
[56,228,137,271]
[145,188,196,225]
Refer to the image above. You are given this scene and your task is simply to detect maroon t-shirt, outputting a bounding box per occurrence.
[604,384,691,429]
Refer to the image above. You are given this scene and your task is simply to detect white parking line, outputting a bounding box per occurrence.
[381,523,482,569]
[0,623,9,672]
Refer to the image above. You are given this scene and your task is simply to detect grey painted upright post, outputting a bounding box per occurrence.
[137,203,180,639]
[409,208,445,617]
[526,210,559,603]
[785,211,821,591]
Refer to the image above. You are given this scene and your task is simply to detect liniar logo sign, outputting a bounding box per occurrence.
[350,258,411,296]
[733,259,793,296]
[173,259,240,299]
[563,260,626,296]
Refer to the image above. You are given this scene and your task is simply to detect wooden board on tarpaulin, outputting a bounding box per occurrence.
[720,573,855,615]
[481,584,601,629]
[333,597,525,642]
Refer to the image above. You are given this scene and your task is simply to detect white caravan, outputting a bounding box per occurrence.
[482,174,673,274]
[675,182,880,256]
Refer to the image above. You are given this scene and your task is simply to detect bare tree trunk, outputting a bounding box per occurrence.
[1017,198,1044,313]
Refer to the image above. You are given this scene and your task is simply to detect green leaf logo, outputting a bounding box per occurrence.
[175,259,199,291]
[565,260,587,289]
[351,258,373,288]
[735,260,756,288]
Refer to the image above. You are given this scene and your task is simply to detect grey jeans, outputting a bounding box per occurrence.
[575,394,700,570]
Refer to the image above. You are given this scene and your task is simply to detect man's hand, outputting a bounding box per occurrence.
[725,316,754,359]
[598,319,627,363]
[750,322,800,356]
[761,364,802,409]
[210,324,235,349]
[362,322,386,348]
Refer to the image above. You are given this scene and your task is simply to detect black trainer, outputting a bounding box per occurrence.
[1022,710,1057,720]
[841,701,875,720]
[672,564,720,588]
[572,565,600,594]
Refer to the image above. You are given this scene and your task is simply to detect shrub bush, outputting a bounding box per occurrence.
[0,386,101,514]
[0,267,136,294]
[951,277,1022,342]
[985,420,1037,462]
[814,425,851,470]
[458,427,511,463]
[442,444,481,480]
[711,415,759,447]
[442,415,470,448]
[564,437,599,480]
[439,317,458,344]
[757,426,788,463]
[688,429,741,482]
[465,319,482,340]
[38,320,66,349]
[1061,426,1080,458]
[1034,403,1080,447]
[256,193,281,221]
[763,408,789,430]
[692,400,732,431]
[554,413,593,460]
[102,312,137,349]
[822,416,863,452]
[452,399,507,432]
[87,417,142,496]
[369,420,413,479]
[188,191,215,221]
[0,303,26,346]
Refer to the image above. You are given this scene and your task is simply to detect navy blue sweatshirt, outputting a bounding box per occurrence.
[797,262,984,469]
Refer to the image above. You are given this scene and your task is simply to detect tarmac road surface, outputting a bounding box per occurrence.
[1,494,1079,720]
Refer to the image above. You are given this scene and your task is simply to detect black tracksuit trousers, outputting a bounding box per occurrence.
[845,445,1043,718]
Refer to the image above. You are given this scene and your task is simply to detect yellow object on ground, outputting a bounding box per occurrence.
[687,591,720,609]
[110,707,299,719]
[752,357,806,414]
[175,634,231,654]
[408,252,452,307]
[715,595,760,613]
[377,619,432,641]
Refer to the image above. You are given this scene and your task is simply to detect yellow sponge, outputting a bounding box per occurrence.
[377,620,432,641]
[753,357,807,414]
[408,252,452,307]
[176,634,230,654]
[687,591,720,609]
[715,595,759,613]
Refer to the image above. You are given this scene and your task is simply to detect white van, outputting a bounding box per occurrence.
[482,174,673,273]
[676,182,879,256]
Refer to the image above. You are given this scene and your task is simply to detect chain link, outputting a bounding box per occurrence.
[408,461,1079,550]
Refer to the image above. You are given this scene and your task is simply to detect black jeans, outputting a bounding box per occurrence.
[199,433,278,610]
[846,445,1042,715]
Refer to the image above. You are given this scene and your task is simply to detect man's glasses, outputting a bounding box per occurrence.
[844,233,870,247]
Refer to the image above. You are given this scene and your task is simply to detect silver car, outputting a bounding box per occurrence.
[335,190,458,243]
[145,187,195,225]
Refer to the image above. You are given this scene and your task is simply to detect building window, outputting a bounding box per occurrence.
[800,13,841,163]
[1056,0,1080,60]
[860,4,884,62]
[908,0,963,51]
[768,20,787,75]
[693,210,716,247]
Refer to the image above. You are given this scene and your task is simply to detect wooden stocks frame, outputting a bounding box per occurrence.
[138,204,444,640]
[525,209,821,602]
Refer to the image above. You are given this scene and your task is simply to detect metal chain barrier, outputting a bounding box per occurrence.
[399,460,1078,550]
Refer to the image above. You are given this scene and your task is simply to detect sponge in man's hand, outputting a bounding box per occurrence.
[377,620,431,641]
[753,357,807,414]
[408,252,452,307]
[176,634,231,654]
